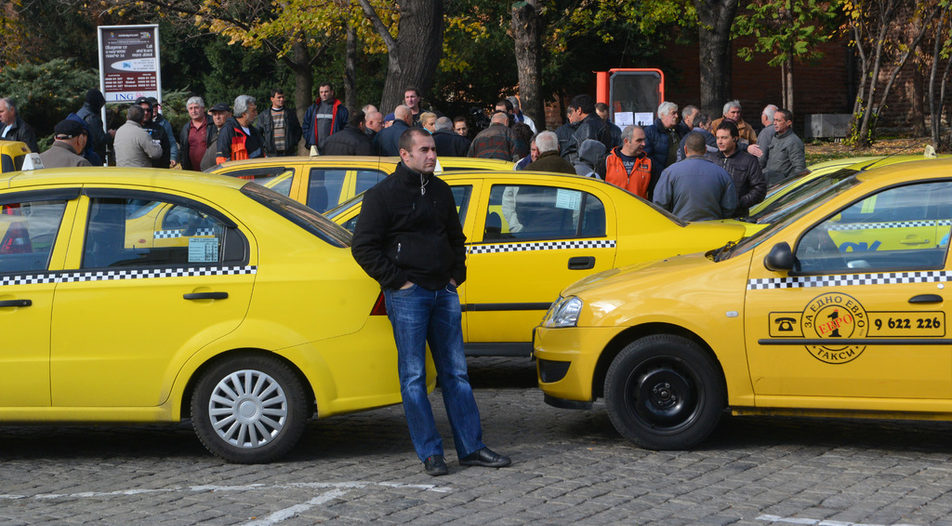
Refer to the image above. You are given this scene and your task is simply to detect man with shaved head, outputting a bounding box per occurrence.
[374,104,412,156]
[364,110,384,140]
[352,127,510,476]
[467,111,517,161]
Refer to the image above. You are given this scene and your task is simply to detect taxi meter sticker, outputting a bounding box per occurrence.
[769,292,947,364]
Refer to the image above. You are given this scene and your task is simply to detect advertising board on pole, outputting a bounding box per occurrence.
[97,25,162,104]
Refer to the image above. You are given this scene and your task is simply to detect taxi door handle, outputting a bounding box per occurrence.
[909,294,943,304]
[568,256,595,270]
[0,299,31,307]
[183,292,229,300]
[900,237,930,245]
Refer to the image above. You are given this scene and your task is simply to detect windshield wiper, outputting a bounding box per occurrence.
[708,240,736,261]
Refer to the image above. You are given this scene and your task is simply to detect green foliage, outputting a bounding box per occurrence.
[0,58,98,139]
[733,0,844,66]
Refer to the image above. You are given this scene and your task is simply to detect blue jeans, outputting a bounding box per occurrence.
[383,283,485,462]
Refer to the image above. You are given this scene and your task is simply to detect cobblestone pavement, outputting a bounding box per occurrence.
[3,357,952,525]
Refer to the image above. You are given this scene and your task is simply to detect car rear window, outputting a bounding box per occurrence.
[241,182,352,247]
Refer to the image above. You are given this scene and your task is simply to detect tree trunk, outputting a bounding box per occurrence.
[361,0,444,113]
[345,26,357,113]
[783,51,794,111]
[695,0,739,116]
[928,14,944,147]
[511,0,544,130]
[290,40,312,155]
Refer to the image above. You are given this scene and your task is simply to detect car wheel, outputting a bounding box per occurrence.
[604,334,724,450]
[191,355,310,463]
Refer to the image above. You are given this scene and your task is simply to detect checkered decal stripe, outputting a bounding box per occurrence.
[154,228,217,239]
[0,266,256,287]
[747,270,952,290]
[829,219,952,231]
[467,239,616,254]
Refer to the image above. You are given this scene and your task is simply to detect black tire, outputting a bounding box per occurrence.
[191,355,310,463]
[604,334,724,450]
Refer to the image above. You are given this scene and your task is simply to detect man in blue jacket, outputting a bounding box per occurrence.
[644,101,690,197]
[302,83,348,153]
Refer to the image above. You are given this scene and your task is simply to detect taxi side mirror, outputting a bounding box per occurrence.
[764,242,795,271]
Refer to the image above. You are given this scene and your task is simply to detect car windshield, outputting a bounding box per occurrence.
[717,174,863,260]
[241,182,352,247]
[749,168,860,224]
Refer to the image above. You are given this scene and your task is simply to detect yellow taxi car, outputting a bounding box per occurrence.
[733,154,946,238]
[1,141,31,173]
[748,153,943,218]
[0,167,424,463]
[535,158,952,450]
[209,156,513,212]
[326,171,747,355]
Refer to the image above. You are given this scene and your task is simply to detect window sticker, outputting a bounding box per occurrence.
[188,237,219,263]
[555,189,581,211]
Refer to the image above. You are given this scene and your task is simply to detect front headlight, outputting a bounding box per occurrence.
[542,296,583,328]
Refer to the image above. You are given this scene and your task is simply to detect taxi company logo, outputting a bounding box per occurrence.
[801,292,868,364]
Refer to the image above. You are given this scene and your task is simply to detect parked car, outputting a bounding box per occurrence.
[535,159,952,449]
[209,156,513,213]
[326,171,747,355]
[0,167,429,463]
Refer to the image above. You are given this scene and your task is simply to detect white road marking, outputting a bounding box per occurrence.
[242,489,349,526]
[0,480,451,501]
[757,514,920,526]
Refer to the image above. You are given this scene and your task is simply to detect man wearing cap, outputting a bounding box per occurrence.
[200,103,231,170]
[39,119,92,168]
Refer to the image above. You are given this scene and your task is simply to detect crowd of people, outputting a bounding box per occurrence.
[0,81,814,477]
[1,84,809,222]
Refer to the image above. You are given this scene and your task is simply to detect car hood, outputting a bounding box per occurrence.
[563,251,719,298]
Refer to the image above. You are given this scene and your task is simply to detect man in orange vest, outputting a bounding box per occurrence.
[597,125,653,199]
[216,95,265,164]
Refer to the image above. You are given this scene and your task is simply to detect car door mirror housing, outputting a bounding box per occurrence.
[764,242,795,271]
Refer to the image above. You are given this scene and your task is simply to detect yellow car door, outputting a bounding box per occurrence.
[463,178,616,353]
[49,189,256,407]
[0,189,78,406]
[745,180,952,404]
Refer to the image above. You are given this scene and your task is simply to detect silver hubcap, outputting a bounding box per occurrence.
[208,369,288,448]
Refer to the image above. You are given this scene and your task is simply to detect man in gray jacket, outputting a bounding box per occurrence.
[39,119,92,168]
[764,109,809,186]
[114,105,163,167]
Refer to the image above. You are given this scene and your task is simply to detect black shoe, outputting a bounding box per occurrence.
[460,447,511,468]
[424,455,448,476]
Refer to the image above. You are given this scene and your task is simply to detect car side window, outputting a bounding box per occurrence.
[354,170,388,195]
[82,197,234,269]
[485,184,605,241]
[221,167,294,197]
[451,185,472,227]
[795,181,952,274]
[0,200,68,273]
[307,169,347,213]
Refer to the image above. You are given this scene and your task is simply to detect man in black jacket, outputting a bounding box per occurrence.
[561,94,611,164]
[0,98,38,152]
[351,128,510,476]
[320,110,373,155]
[432,116,470,157]
[257,88,302,156]
[706,120,766,217]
